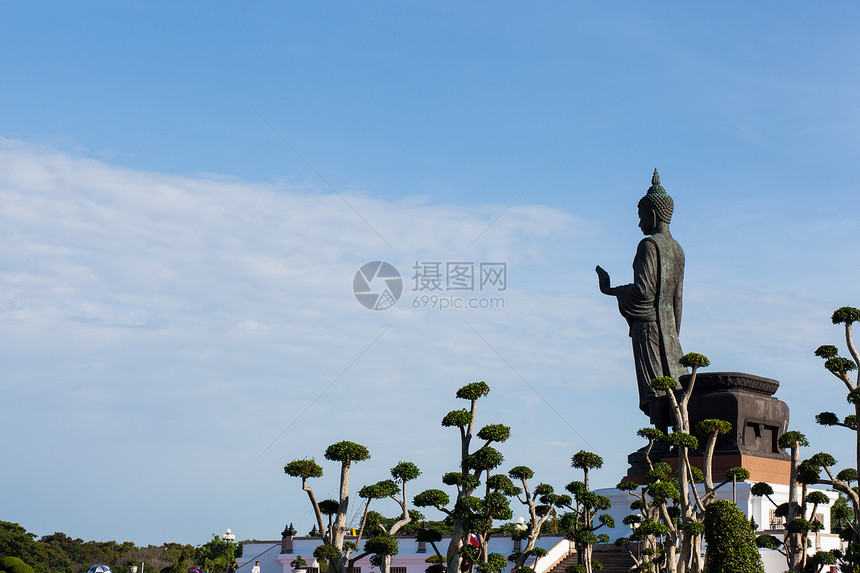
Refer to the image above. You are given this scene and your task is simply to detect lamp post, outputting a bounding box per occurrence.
[222,529,236,570]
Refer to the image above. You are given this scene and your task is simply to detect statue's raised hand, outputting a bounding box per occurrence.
[595,265,612,295]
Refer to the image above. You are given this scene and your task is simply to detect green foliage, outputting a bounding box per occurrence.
[838,468,858,483]
[797,460,822,484]
[456,381,490,401]
[508,466,534,480]
[832,496,854,533]
[571,451,603,470]
[636,520,669,537]
[442,409,473,427]
[413,489,450,508]
[703,500,764,573]
[645,463,672,481]
[565,480,586,497]
[828,357,858,376]
[690,466,704,483]
[284,458,324,479]
[665,431,698,449]
[463,446,504,472]
[416,527,443,543]
[679,352,710,368]
[441,472,479,489]
[815,345,839,359]
[750,482,774,497]
[816,411,840,426]
[811,550,838,566]
[649,376,677,392]
[597,514,615,528]
[0,556,35,573]
[806,491,830,505]
[724,467,750,481]
[391,461,421,482]
[324,441,370,463]
[786,518,812,533]
[364,534,398,557]
[629,499,646,511]
[696,418,732,436]
[680,521,705,535]
[477,424,511,443]
[360,479,399,499]
[777,430,809,449]
[290,555,308,569]
[313,544,341,561]
[832,306,860,325]
[647,480,679,503]
[616,480,639,492]
[458,544,479,564]
[755,534,781,550]
[425,565,444,573]
[636,427,666,442]
[533,483,553,495]
[849,388,860,404]
[319,499,339,515]
[486,474,516,494]
[476,553,507,573]
[0,522,39,562]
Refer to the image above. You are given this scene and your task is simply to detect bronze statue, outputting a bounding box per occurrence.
[596,170,687,428]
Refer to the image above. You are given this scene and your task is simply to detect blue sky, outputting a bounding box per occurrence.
[2,1,860,548]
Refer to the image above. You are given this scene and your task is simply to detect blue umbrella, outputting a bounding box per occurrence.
[87,566,112,573]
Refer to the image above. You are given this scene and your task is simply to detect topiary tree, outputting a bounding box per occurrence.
[751,431,835,573]
[284,441,371,573]
[702,500,763,573]
[616,353,753,573]
[811,306,860,572]
[413,382,514,573]
[359,461,422,573]
[556,451,612,573]
[507,466,566,572]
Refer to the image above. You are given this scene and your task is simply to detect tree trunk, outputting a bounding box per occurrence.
[665,542,677,573]
[445,524,465,573]
[581,544,592,573]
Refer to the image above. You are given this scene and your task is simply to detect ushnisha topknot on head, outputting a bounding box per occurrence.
[638,169,674,224]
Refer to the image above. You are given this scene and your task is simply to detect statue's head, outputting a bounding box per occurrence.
[637,169,674,233]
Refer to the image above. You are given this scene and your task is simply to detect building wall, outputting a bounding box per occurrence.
[238,535,569,573]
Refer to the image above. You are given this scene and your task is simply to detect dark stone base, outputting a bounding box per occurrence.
[625,372,791,484]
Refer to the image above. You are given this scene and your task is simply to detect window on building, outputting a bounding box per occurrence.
[768,509,785,530]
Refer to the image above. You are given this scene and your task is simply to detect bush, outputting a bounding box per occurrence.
[703,500,764,573]
[0,556,35,573]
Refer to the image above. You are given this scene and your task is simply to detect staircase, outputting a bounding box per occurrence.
[544,549,634,573]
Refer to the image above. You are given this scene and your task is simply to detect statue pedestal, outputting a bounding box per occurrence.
[626,372,791,484]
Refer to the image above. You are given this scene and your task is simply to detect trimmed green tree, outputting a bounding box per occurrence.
[507,466,566,572]
[703,500,764,573]
[284,441,371,573]
[413,382,513,573]
[557,451,612,573]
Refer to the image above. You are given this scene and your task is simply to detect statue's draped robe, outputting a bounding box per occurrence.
[614,233,687,420]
